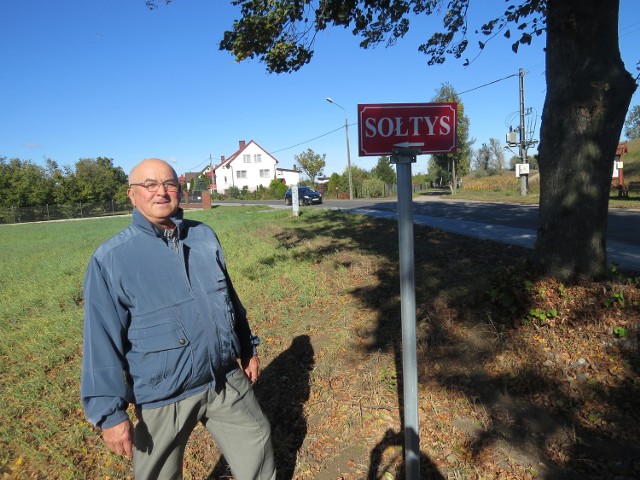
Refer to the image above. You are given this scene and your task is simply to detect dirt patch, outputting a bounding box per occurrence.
[184,216,640,479]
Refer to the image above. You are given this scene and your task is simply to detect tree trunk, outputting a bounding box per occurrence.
[535,0,636,280]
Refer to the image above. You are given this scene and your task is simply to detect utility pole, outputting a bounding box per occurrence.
[519,68,529,196]
[344,116,354,200]
[209,154,214,194]
[326,97,354,199]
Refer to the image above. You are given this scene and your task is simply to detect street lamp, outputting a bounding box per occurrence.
[326,97,353,200]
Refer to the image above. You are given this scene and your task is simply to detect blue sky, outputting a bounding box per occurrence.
[1,1,639,178]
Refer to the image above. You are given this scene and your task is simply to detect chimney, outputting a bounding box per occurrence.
[220,155,225,163]
[239,140,246,149]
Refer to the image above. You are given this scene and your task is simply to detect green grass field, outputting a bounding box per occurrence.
[0,207,365,478]
[0,217,129,477]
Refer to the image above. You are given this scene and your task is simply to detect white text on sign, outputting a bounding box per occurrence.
[364,116,453,138]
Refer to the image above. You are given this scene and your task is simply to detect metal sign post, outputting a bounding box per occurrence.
[391,147,421,480]
[357,102,457,480]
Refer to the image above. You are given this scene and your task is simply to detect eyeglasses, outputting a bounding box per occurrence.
[129,181,180,193]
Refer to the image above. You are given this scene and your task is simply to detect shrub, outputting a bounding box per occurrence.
[362,178,385,198]
[269,179,288,199]
[227,186,241,199]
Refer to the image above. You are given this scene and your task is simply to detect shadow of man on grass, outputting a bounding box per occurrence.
[208,335,314,480]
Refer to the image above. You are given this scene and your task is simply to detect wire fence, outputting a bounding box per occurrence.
[357,182,430,198]
[1,185,430,224]
[0,200,132,225]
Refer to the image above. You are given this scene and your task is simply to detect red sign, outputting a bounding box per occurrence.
[357,102,457,156]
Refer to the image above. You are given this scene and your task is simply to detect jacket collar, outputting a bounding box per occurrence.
[132,208,185,239]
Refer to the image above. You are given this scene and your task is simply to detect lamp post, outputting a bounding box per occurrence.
[326,97,353,200]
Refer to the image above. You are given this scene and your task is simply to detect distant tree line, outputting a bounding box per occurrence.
[625,105,640,140]
[0,156,129,211]
[322,155,396,198]
[467,138,539,178]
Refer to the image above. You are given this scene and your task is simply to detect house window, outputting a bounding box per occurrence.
[259,169,271,178]
[236,170,247,179]
[243,154,251,163]
[254,154,262,163]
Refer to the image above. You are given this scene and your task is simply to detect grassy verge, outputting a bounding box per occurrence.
[1,207,639,479]
[422,172,640,209]
[425,188,640,209]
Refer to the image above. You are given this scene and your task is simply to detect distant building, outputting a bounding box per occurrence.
[202,140,300,194]
[276,166,302,186]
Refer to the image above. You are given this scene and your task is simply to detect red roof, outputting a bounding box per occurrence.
[213,140,278,172]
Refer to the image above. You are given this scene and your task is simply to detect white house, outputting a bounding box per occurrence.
[276,167,301,186]
[208,140,300,194]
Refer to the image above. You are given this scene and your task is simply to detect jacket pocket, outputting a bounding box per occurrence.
[128,322,193,401]
[203,274,241,362]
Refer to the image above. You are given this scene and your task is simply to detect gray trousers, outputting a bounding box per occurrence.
[133,369,276,480]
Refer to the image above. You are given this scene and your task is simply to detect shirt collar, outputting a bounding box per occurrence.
[132,208,184,239]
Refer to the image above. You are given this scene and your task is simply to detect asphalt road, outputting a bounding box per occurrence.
[222,197,640,248]
[347,198,640,247]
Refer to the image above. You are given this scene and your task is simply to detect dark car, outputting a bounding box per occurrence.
[284,186,323,206]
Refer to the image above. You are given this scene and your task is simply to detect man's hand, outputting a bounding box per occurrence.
[242,355,260,384]
[102,419,134,458]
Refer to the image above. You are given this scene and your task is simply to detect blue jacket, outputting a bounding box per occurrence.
[81,209,257,429]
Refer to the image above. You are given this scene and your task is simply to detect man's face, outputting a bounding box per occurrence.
[127,159,180,228]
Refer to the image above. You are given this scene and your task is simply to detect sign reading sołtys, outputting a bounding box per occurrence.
[357,102,457,156]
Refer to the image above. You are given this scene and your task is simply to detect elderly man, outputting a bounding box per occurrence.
[81,158,275,480]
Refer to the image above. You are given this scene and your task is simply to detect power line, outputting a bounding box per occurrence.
[261,124,350,166]
[186,125,348,173]
[193,71,533,171]
[620,20,640,37]
[268,125,346,155]
[458,73,519,96]
[187,157,213,172]
[231,72,523,160]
